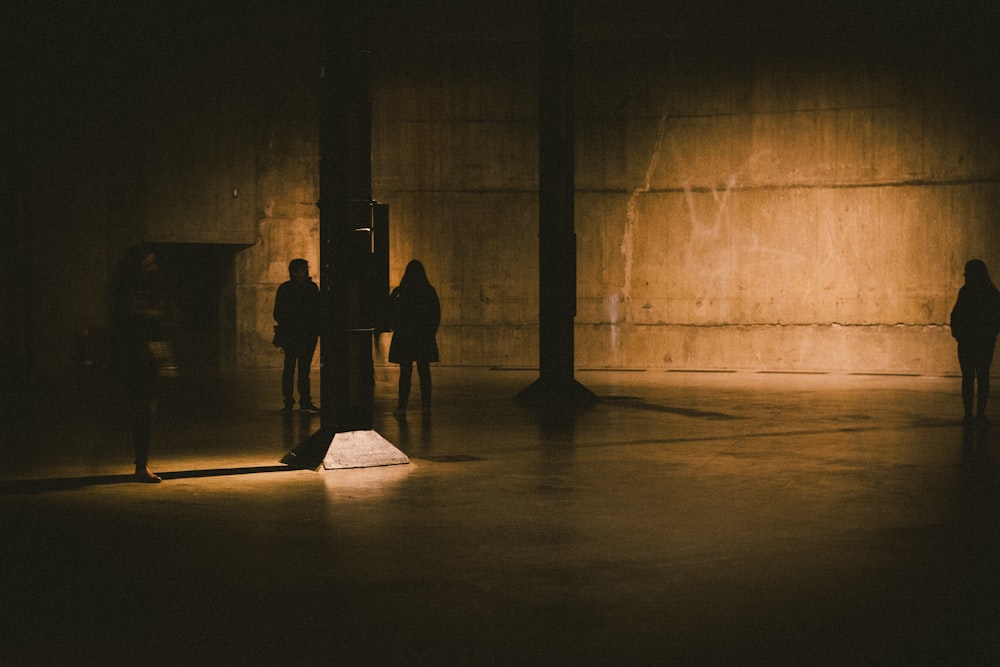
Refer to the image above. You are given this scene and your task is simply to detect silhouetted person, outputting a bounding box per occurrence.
[109,244,177,483]
[273,258,320,414]
[951,259,1000,426]
[389,260,440,419]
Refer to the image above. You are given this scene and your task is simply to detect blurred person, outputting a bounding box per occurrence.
[109,244,177,482]
[388,260,440,419]
[950,258,1000,426]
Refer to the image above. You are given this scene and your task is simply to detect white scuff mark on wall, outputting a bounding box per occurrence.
[608,292,622,359]
[619,103,823,343]
[621,106,672,306]
[673,146,799,287]
[681,170,738,247]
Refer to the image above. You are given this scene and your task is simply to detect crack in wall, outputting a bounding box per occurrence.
[622,105,672,305]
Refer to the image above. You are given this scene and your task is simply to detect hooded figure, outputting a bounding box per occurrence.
[950,259,1000,425]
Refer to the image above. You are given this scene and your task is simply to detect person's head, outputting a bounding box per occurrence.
[121,243,157,277]
[401,259,429,287]
[140,248,157,275]
[964,259,994,289]
[289,258,310,282]
[110,244,159,312]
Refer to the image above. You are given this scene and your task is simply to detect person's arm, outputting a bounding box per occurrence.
[273,283,288,324]
[430,288,441,332]
[950,288,971,340]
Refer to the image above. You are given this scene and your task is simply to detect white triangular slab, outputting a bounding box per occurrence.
[322,430,410,470]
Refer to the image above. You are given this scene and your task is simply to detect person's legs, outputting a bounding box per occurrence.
[133,394,151,466]
[297,339,317,407]
[397,361,413,412]
[975,339,996,419]
[131,368,160,482]
[959,343,976,421]
[417,361,432,414]
[281,347,297,408]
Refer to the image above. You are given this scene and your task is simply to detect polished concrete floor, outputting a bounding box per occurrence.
[2,366,999,665]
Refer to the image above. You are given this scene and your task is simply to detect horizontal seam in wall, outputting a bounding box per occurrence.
[384,177,1000,196]
[595,322,951,328]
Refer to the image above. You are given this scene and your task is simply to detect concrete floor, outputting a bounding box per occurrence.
[2,366,999,665]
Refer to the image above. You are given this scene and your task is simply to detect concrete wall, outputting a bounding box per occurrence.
[361,6,1000,374]
[235,55,321,369]
[373,41,540,368]
[144,70,258,245]
[568,43,1000,373]
[12,2,1000,377]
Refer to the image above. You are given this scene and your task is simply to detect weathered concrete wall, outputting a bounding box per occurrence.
[13,71,149,377]
[365,10,1000,374]
[144,69,258,245]
[568,42,1000,372]
[373,43,540,369]
[235,59,321,369]
[15,2,1000,377]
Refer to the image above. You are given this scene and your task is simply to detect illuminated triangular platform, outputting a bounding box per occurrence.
[281,429,409,471]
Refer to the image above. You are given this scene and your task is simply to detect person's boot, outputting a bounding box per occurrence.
[963,392,975,426]
[135,465,162,483]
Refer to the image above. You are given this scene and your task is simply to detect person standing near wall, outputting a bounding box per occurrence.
[389,260,440,419]
[950,259,1000,426]
[273,258,321,414]
[109,244,178,483]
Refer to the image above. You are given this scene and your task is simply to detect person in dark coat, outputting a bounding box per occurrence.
[950,259,1000,426]
[389,260,440,419]
[109,244,177,483]
[273,258,320,414]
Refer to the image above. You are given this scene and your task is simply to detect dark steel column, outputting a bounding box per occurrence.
[317,44,375,434]
[282,6,377,468]
[517,0,596,405]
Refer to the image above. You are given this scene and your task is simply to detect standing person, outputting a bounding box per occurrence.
[951,259,1000,426]
[389,260,440,419]
[109,244,177,483]
[273,258,321,414]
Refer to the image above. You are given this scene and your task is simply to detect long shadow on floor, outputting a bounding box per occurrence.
[0,465,294,495]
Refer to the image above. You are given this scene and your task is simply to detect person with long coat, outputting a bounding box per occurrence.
[950,258,1000,426]
[389,260,440,419]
